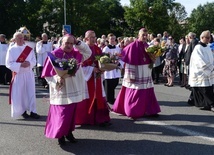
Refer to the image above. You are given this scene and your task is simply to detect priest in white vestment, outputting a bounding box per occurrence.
[188,30,214,112]
[5,32,40,119]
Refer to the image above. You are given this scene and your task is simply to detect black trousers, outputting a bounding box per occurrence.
[0,65,12,84]
[103,78,119,104]
[36,66,47,86]
[192,86,214,107]
[152,65,161,82]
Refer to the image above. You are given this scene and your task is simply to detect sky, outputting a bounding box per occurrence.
[120,0,213,16]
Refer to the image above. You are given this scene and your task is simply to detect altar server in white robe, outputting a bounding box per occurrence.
[36,33,53,88]
[102,33,123,105]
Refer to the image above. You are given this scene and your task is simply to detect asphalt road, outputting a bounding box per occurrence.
[0,79,214,155]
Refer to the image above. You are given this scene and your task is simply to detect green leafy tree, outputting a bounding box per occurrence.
[124,0,173,36]
[39,0,64,37]
[167,2,187,41]
[39,0,125,37]
[0,0,26,39]
[0,0,44,40]
[188,2,214,36]
[123,0,187,40]
[65,0,125,37]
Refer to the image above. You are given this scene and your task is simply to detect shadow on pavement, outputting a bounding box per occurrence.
[59,138,214,155]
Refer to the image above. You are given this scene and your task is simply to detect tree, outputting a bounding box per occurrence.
[39,0,64,37]
[0,0,190,41]
[123,0,187,40]
[0,0,26,39]
[65,0,125,37]
[0,0,44,40]
[167,2,187,41]
[36,0,125,37]
[124,0,172,36]
[188,2,214,36]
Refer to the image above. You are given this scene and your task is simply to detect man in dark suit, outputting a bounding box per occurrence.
[185,32,198,67]
[185,32,198,106]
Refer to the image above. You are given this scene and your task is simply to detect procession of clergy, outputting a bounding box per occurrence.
[0,27,214,145]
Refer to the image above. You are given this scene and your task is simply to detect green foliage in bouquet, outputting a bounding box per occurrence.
[146,45,166,57]
[95,53,119,72]
[146,45,166,69]
[95,53,111,64]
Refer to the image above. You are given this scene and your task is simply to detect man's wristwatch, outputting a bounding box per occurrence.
[76,41,81,46]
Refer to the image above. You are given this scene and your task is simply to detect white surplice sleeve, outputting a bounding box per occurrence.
[74,41,92,62]
[36,42,46,54]
[194,46,214,77]
[45,76,58,87]
[82,66,94,81]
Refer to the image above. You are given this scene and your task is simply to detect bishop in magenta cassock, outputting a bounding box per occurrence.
[113,28,161,119]
[41,35,91,145]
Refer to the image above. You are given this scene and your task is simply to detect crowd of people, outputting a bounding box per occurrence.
[1,27,214,146]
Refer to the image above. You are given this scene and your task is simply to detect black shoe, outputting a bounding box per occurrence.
[30,112,40,119]
[153,80,159,84]
[150,114,159,117]
[58,136,66,146]
[105,122,112,126]
[185,85,191,90]
[99,122,112,127]
[144,114,159,118]
[22,111,30,119]
[187,99,194,106]
[66,133,78,143]
[200,106,211,111]
[99,122,106,127]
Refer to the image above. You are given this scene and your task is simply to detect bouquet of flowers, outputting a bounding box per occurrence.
[146,45,166,60]
[95,53,119,71]
[47,52,79,79]
[146,43,166,68]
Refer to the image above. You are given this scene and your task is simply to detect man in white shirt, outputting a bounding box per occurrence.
[0,34,11,84]
[36,33,53,88]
